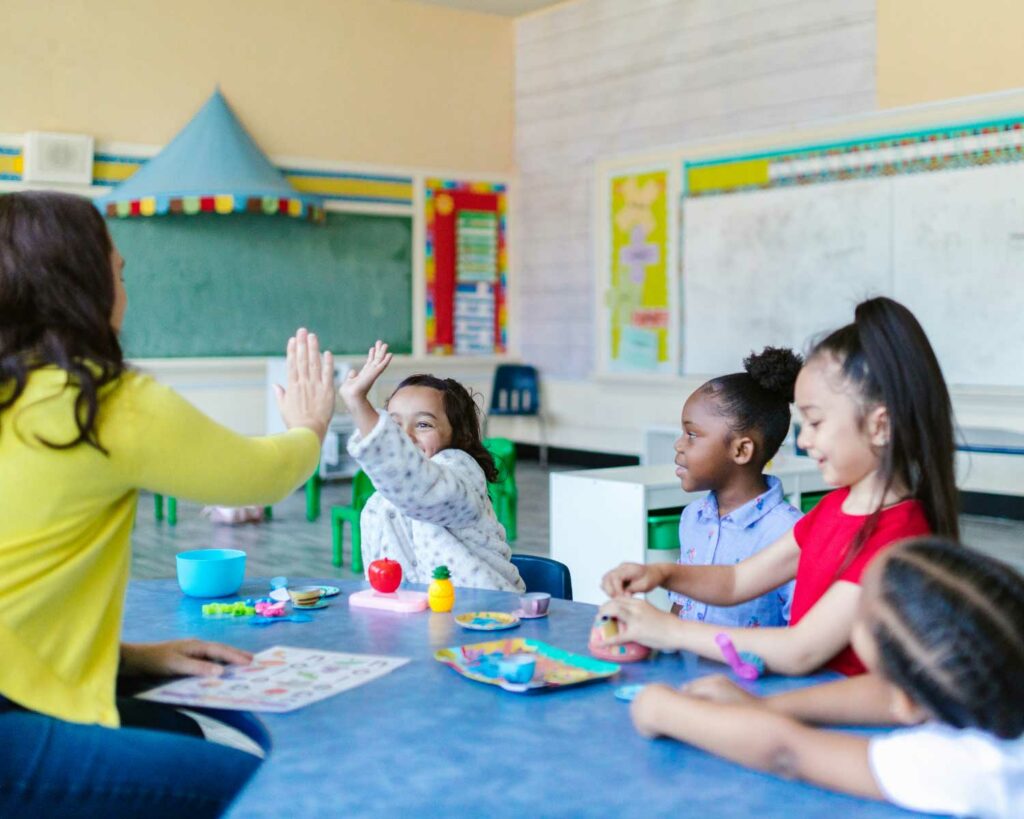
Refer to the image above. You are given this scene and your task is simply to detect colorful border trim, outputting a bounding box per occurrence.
[101,194,324,222]
[684,114,1024,198]
[0,146,22,181]
[1,146,414,208]
[424,178,508,356]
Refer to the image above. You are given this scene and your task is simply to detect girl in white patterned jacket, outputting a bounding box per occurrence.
[341,341,524,592]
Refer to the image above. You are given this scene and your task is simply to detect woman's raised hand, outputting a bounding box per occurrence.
[339,340,393,411]
[274,328,336,442]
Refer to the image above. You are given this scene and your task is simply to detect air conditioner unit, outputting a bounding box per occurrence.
[22,131,95,186]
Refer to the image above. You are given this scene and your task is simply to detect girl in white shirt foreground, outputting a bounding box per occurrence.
[341,341,523,592]
[630,537,1023,818]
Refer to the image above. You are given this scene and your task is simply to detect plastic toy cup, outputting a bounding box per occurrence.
[497,653,537,684]
[518,592,551,616]
[176,549,246,598]
[288,586,325,607]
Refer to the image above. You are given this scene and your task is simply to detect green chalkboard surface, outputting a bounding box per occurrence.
[108,212,412,357]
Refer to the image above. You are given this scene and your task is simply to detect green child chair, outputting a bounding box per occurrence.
[484,437,518,543]
[330,470,377,572]
[153,495,273,526]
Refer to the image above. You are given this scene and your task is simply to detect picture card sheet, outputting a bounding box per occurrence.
[138,645,410,712]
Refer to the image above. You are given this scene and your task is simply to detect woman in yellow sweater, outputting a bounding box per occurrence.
[0,191,336,817]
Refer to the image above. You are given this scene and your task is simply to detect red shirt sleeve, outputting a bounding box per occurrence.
[793,489,844,548]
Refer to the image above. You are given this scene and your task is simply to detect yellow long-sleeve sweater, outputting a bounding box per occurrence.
[0,367,320,727]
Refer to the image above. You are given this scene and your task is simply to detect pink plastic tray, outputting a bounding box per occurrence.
[348,588,428,613]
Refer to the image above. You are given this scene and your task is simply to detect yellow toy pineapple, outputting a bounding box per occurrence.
[428,565,455,613]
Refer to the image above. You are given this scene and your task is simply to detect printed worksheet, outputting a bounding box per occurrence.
[138,646,409,713]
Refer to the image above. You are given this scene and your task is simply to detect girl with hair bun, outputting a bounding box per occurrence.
[600,297,955,678]
[661,346,804,630]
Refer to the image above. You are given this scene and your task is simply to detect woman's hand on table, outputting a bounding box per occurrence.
[682,674,759,706]
[597,597,682,651]
[120,640,253,678]
[600,562,666,598]
[274,327,336,443]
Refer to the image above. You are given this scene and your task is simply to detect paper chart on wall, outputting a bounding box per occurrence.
[137,646,409,713]
[606,169,671,373]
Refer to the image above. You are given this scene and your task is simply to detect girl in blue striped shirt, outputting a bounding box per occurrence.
[667,347,803,628]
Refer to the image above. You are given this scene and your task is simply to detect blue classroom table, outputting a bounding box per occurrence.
[122,580,936,819]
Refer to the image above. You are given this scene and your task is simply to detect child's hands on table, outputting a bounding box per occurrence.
[682,674,759,706]
[120,640,253,678]
[597,597,680,651]
[600,562,667,598]
[630,683,678,738]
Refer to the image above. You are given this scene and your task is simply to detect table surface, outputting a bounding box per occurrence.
[122,579,930,819]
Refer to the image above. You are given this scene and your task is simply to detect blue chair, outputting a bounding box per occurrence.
[487,364,548,466]
[511,554,572,601]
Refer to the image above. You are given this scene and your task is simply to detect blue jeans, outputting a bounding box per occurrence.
[0,695,261,818]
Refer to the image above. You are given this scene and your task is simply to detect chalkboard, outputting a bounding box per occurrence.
[108,212,412,357]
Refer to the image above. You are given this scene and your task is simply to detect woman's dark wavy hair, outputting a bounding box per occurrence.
[809,297,958,570]
[872,537,1024,738]
[0,191,124,453]
[701,346,803,469]
[387,374,498,483]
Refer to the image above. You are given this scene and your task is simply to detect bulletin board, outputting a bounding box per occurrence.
[600,167,675,374]
[424,178,508,355]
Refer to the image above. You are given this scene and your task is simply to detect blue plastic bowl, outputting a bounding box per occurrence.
[176,549,246,598]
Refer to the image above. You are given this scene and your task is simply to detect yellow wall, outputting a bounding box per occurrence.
[1,0,514,171]
[877,0,1024,108]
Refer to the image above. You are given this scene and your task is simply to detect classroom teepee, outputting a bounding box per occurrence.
[95,89,323,221]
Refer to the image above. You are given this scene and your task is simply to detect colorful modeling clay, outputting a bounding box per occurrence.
[254,600,287,617]
[714,633,764,680]
[202,601,256,618]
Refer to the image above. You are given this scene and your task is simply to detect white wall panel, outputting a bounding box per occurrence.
[514,0,877,377]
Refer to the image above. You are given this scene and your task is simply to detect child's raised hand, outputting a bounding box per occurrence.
[682,674,759,706]
[339,340,393,410]
[597,597,681,651]
[601,562,665,598]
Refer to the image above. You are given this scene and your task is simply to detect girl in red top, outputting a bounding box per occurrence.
[600,297,958,676]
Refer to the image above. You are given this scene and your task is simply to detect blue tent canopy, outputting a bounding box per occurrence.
[96,89,323,220]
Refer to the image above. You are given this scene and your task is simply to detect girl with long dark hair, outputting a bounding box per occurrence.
[631,538,1024,818]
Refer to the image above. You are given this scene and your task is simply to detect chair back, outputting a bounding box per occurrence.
[352,470,376,509]
[510,554,573,601]
[484,437,517,484]
[489,365,540,416]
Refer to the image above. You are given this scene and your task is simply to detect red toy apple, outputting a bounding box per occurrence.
[368,558,402,594]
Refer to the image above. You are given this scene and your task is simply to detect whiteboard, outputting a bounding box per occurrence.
[681,162,1024,386]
